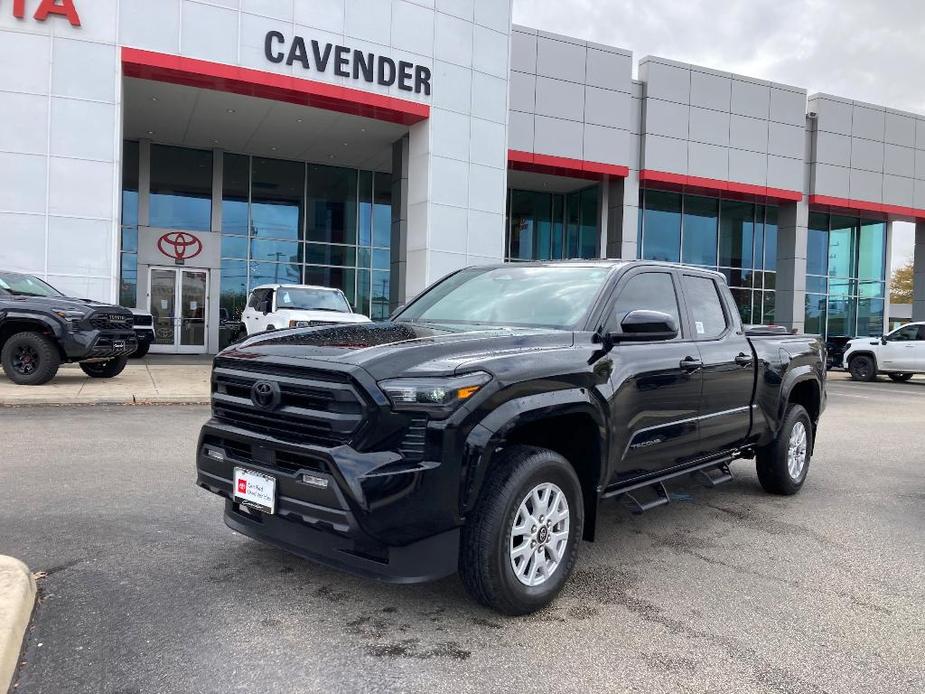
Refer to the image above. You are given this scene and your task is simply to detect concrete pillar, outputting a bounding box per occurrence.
[604,171,640,259]
[775,199,809,332]
[914,221,925,322]
[883,221,894,331]
[390,135,410,311]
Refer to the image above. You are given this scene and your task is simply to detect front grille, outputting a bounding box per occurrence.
[90,312,133,330]
[132,314,153,327]
[211,360,368,447]
[398,415,428,461]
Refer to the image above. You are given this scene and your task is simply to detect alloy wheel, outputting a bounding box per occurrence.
[12,344,39,376]
[787,421,808,480]
[510,482,570,587]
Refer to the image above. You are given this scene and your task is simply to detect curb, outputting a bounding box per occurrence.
[0,557,36,694]
[0,396,210,407]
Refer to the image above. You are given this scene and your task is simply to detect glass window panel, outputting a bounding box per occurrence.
[509,190,552,260]
[305,266,356,305]
[804,294,827,335]
[358,170,373,247]
[752,208,765,270]
[373,248,390,270]
[122,140,139,227]
[371,270,391,320]
[763,272,776,290]
[551,195,564,259]
[305,243,356,267]
[719,267,755,288]
[578,186,599,259]
[121,226,138,254]
[858,220,886,281]
[764,207,778,271]
[220,259,248,320]
[826,297,856,338]
[358,246,372,269]
[251,157,304,240]
[719,200,754,269]
[828,279,856,298]
[856,298,884,337]
[221,234,248,259]
[729,287,753,324]
[249,261,301,287]
[565,191,581,258]
[682,275,728,339]
[222,153,250,235]
[641,190,681,262]
[761,291,775,324]
[356,268,371,317]
[807,212,829,276]
[611,272,682,330]
[373,172,392,248]
[828,215,858,278]
[149,145,212,231]
[306,164,357,245]
[250,237,302,264]
[857,280,884,299]
[682,195,718,266]
[806,275,828,294]
[119,253,137,307]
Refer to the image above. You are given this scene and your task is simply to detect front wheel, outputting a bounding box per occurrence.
[888,373,913,382]
[1,332,61,385]
[80,356,128,379]
[756,404,813,495]
[459,445,584,615]
[848,355,877,382]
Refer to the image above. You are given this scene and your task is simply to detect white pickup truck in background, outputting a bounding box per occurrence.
[843,321,925,382]
[242,284,371,336]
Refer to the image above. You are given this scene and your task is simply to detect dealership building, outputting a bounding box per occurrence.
[2,0,924,353]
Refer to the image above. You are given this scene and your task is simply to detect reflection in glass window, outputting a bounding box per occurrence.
[306,266,357,305]
[506,187,599,261]
[641,190,681,262]
[610,272,681,332]
[373,172,392,248]
[858,221,886,281]
[763,207,778,271]
[119,253,137,307]
[682,275,728,339]
[804,294,827,335]
[682,196,718,266]
[828,216,858,279]
[222,153,249,235]
[307,164,357,245]
[122,140,139,227]
[249,260,301,287]
[251,157,304,240]
[719,201,754,269]
[149,145,212,231]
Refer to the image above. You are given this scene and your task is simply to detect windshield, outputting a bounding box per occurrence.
[276,287,351,313]
[396,265,614,329]
[0,272,64,298]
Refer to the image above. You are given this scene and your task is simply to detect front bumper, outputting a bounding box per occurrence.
[61,329,138,360]
[195,419,461,583]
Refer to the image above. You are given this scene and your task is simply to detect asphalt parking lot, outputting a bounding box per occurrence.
[2,373,924,693]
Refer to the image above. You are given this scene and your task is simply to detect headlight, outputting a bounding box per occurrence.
[378,372,491,415]
[52,309,87,321]
[289,320,311,328]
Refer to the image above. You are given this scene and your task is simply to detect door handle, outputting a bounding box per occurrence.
[680,356,703,372]
[734,353,753,366]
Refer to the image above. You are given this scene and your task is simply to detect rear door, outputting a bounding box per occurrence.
[605,269,703,484]
[679,273,754,456]
[880,324,922,371]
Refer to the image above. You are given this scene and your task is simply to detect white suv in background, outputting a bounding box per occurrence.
[242,284,371,336]
[843,321,925,382]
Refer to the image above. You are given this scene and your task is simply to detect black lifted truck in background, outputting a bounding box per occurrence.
[196,261,826,614]
[0,271,137,385]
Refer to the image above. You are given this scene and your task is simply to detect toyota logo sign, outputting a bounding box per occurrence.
[250,380,281,410]
[157,232,203,263]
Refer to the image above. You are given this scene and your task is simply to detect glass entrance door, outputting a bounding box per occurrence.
[149,267,209,353]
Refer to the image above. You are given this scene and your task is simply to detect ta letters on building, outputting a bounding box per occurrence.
[5,0,81,26]
[264,31,432,96]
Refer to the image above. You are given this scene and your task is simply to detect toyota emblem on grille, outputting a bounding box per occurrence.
[250,380,281,410]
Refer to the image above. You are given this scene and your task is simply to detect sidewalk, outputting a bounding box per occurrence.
[0,355,212,406]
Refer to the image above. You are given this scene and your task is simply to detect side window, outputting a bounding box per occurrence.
[890,325,919,341]
[609,272,682,336]
[918,326,925,341]
[265,289,275,311]
[246,290,262,309]
[682,275,728,340]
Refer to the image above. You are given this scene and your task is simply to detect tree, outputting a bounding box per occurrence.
[890,260,915,304]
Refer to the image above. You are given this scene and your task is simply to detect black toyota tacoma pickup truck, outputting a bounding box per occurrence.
[196,261,826,614]
[0,270,137,385]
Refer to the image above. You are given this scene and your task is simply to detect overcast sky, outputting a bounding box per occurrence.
[512,0,923,271]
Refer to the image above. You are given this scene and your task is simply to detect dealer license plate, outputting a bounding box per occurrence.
[233,467,276,514]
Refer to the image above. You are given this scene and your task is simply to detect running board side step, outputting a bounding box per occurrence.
[622,482,669,514]
[692,463,733,488]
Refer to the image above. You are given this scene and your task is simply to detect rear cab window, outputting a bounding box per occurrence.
[682,274,728,340]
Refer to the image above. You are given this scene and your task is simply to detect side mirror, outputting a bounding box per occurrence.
[881,335,888,345]
[258,300,271,314]
[613,310,679,342]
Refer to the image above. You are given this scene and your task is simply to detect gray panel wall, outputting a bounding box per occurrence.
[508,25,633,167]
[638,56,807,192]
[809,93,925,209]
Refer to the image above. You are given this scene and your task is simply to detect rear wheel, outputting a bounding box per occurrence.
[459,445,583,615]
[756,404,813,495]
[1,332,61,385]
[79,356,128,379]
[848,355,877,382]
[130,341,150,359]
[888,373,913,382]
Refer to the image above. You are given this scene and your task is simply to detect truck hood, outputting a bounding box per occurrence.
[2,294,127,314]
[271,309,371,324]
[221,321,575,380]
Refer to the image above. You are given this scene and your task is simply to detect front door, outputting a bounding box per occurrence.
[149,267,209,354]
[880,323,925,371]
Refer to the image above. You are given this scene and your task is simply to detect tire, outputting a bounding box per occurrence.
[79,356,128,379]
[848,354,877,382]
[888,373,913,382]
[1,331,61,386]
[130,341,150,359]
[756,404,813,496]
[459,445,584,615]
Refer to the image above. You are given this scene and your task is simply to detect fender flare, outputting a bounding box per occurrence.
[459,388,608,532]
[0,311,64,339]
[778,367,822,429]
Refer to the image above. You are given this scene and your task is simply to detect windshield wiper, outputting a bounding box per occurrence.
[306,307,348,313]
